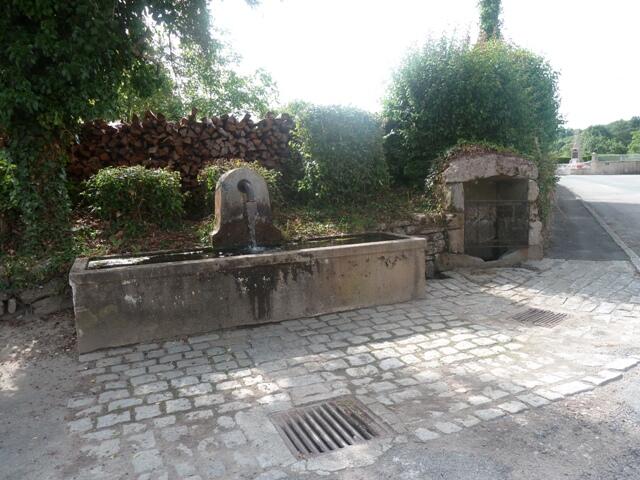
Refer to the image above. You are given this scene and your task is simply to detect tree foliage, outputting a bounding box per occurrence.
[82,166,184,229]
[0,1,274,250]
[581,129,626,155]
[289,104,389,203]
[628,130,640,154]
[116,34,278,120]
[0,150,18,218]
[383,38,561,183]
[478,0,502,41]
[553,117,640,157]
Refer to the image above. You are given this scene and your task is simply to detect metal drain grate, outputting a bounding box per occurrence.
[512,308,568,327]
[271,396,390,458]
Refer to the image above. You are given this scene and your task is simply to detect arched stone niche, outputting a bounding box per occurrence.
[437,153,542,270]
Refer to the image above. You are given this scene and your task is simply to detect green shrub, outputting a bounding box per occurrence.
[290,104,389,203]
[0,150,19,242]
[0,150,18,216]
[383,38,560,184]
[197,159,282,211]
[83,166,184,228]
[629,130,640,154]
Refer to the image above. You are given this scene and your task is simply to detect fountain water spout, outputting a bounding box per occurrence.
[210,167,283,249]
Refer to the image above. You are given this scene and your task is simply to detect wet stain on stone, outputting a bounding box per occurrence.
[224,259,317,320]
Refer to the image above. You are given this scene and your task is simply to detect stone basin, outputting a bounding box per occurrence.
[69,233,426,353]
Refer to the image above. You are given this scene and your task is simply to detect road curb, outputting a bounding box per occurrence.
[575,193,640,274]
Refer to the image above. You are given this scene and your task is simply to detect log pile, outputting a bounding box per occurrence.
[68,110,295,190]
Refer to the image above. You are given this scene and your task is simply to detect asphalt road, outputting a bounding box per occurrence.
[547,180,626,260]
[549,175,640,260]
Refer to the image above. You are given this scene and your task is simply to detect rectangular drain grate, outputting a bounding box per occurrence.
[270,396,391,458]
[512,308,568,327]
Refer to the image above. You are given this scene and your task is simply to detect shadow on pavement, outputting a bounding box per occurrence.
[547,185,627,261]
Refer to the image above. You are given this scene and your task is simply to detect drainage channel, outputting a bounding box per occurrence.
[512,308,568,328]
[270,396,391,458]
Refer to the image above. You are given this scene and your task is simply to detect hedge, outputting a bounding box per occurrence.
[290,104,389,203]
[82,166,184,228]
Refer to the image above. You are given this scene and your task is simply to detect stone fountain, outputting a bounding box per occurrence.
[69,168,426,352]
[210,168,283,250]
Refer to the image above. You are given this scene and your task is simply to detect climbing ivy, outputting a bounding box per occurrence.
[0,1,232,250]
[478,0,502,41]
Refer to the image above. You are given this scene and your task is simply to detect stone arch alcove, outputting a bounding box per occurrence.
[437,152,542,270]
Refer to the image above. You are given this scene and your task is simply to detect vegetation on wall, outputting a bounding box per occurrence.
[289,104,389,203]
[478,0,502,41]
[383,38,561,184]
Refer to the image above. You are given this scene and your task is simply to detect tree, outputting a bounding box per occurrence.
[552,127,577,158]
[628,130,640,154]
[115,31,278,120]
[291,104,389,203]
[0,1,273,249]
[581,126,627,154]
[383,38,560,183]
[478,0,502,41]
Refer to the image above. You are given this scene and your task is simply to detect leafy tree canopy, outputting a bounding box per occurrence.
[478,0,502,41]
[628,130,640,154]
[383,38,561,183]
[0,1,274,249]
[552,116,640,157]
[581,130,626,155]
[116,30,277,120]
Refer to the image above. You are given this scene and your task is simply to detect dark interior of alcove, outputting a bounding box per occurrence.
[464,177,529,261]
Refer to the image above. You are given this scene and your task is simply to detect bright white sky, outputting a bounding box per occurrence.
[212,0,640,129]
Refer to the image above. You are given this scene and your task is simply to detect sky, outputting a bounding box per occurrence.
[211,0,640,129]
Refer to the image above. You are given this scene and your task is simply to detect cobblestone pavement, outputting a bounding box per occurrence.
[64,259,640,479]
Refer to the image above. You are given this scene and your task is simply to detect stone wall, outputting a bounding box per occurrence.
[378,213,460,277]
[558,154,640,176]
[591,155,640,175]
[1,276,72,318]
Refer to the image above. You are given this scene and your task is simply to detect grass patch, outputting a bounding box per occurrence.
[274,188,430,239]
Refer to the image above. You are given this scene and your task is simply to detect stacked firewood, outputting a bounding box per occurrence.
[68,110,294,190]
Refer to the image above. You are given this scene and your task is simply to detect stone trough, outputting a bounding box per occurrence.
[69,168,426,353]
[69,233,426,353]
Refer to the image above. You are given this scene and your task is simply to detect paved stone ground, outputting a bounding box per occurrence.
[57,258,640,480]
